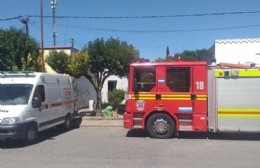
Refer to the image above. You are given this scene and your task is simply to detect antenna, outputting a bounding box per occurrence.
[51,0,57,47]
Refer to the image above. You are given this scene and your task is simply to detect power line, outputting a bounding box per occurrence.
[0,16,22,21]
[30,10,260,19]
[2,10,260,45]
[52,22,260,33]
[37,21,260,33]
[1,10,260,21]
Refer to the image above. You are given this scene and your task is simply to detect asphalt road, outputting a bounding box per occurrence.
[1,127,260,168]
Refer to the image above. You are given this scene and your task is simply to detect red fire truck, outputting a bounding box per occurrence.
[123,61,260,138]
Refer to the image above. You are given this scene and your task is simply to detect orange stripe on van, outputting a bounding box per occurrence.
[40,99,76,110]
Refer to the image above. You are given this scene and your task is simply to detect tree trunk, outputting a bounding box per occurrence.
[95,88,102,116]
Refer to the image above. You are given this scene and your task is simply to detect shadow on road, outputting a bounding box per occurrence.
[126,129,260,141]
[0,117,82,149]
[179,132,260,141]
[126,129,149,138]
[206,132,260,141]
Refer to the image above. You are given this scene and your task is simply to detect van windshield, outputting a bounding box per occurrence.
[0,84,33,105]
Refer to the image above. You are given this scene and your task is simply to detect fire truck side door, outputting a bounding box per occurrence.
[163,66,194,131]
[131,67,157,114]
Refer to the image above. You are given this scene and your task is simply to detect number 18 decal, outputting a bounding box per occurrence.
[196,81,204,90]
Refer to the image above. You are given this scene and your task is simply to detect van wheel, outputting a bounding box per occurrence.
[147,113,175,139]
[63,115,72,130]
[23,124,38,145]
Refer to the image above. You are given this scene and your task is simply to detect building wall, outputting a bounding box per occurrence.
[215,38,260,65]
[101,75,128,103]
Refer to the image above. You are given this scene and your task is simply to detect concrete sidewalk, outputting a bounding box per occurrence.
[80,116,123,127]
[76,110,123,127]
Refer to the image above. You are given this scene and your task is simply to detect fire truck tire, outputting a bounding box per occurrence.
[147,113,175,139]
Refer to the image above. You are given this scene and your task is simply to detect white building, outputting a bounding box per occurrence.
[101,75,128,103]
[213,38,260,65]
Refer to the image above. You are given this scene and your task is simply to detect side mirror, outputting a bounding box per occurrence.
[32,97,41,108]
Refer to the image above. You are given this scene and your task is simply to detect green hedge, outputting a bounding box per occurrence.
[108,89,125,105]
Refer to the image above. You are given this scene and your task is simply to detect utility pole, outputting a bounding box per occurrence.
[19,14,29,35]
[166,46,170,60]
[19,14,30,70]
[51,0,57,47]
[71,38,74,55]
[40,0,45,72]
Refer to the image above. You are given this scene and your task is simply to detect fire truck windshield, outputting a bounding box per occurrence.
[0,84,33,105]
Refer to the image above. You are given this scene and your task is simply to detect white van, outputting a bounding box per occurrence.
[0,71,76,144]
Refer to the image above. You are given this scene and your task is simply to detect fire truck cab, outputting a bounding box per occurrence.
[124,61,208,138]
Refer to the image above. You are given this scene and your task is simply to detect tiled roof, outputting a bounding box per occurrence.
[215,38,260,44]
[216,62,251,69]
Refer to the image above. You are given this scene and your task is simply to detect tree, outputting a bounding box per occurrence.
[83,37,139,115]
[46,37,139,116]
[0,27,40,71]
[68,51,91,78]
[0,29,9,70]
[155,57,166,62]
[175,49,208,61]
[45,50,70,74]
[155,49,209,62]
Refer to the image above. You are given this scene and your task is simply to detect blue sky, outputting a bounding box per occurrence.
[1,0,260,60]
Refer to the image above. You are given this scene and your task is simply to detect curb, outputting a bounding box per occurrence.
[76,110,123,127]
[79,116,123,127]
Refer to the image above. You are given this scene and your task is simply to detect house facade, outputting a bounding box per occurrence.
[101,75,128,103]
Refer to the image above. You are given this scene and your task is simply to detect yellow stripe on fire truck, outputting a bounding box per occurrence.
[161,94,191,100]
[131,94,207,101]
[214,69,260,78]
[218,108,260,118]
[131,94,156,100]
[196,95,207,100]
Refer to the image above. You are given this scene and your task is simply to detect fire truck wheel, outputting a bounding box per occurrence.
[147,113,175,139]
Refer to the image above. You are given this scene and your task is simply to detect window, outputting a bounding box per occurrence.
[33,85,45,102]
[134,67,156,92]
[108,80,117,92]
[0,84,33,105]
[166,67,190,92]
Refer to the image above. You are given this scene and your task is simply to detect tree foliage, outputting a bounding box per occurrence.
[0,27,40,71]
[83,37,139,115]
[84,37,139,78]
[155,49,209,63]
[45,50,70,74]
[175,49,208,61]
[68,51,90,78]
